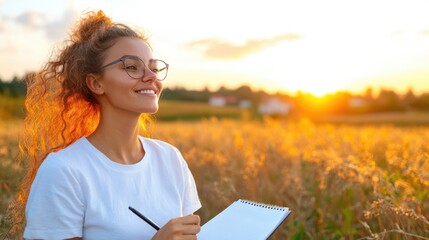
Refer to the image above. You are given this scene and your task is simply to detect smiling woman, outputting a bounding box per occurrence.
[11,10,202,240]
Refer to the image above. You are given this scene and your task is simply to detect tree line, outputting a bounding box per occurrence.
[1,74,429,116]
[0,76,27,97]
[162,85,429,116]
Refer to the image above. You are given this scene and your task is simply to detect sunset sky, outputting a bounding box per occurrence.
[1,0,429,96]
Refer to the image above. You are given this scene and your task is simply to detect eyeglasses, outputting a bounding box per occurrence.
[99,55,169,81]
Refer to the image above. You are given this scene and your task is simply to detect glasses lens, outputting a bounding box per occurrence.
[123,57,145,79]
[150,60,168,81]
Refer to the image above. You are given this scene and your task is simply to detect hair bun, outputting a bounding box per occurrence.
[72,10,112,43]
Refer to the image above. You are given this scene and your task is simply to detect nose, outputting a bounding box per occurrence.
[141,67,157,82]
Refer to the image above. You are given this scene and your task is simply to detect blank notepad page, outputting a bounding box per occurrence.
[198,199,291,240]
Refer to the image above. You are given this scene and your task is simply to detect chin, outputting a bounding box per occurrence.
[144,106,159,114]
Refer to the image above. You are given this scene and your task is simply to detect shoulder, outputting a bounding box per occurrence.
[140,137,189,168]
[28,140,89,206]
[38,138,90,176]
[140,137,181,155]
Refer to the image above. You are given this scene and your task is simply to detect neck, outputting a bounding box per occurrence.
[87,109,145,165]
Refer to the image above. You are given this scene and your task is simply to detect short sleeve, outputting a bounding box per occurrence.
[24,153,85,239]
[174,149,202,215]
[182,166,202,215]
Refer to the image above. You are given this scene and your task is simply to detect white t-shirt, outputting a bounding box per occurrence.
[24,137,201,240]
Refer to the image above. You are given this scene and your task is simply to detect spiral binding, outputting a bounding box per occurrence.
[238,199,289,211]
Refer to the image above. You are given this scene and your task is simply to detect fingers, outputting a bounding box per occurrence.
[179,214,200,226]
[152,215,201,240]
[168,215,200,235]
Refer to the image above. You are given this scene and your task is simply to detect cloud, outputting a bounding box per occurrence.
[45,8,78,40]
[15,11,46,29]
[12,8,78,40]
[186,33,302,60]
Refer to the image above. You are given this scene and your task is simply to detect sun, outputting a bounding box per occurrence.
[243,38,383,96]
[284,62,355,96]
[244,47,353,96]
[294,80,346,97]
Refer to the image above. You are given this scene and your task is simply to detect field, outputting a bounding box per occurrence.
[0,119,23,239]
[1,106,429,238]
[152,118,429,239]
[155,100,252,121]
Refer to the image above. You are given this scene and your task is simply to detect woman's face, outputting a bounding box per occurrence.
[96,37,163,115]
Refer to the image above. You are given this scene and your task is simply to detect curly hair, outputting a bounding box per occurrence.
[8,10,152,234]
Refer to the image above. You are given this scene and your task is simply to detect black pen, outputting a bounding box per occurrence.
[128,206,161,231]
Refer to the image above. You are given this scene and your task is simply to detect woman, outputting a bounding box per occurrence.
[19,10,201,239]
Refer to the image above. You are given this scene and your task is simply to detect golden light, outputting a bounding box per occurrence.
[240,40,359,96]
[235,26,429,96]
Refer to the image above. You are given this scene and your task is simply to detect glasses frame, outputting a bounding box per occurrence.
[99,55,169,81]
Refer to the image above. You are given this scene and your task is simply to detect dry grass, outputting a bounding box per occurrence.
[1,117,429,239]
[0,119,23,239]
[152,118,429,239]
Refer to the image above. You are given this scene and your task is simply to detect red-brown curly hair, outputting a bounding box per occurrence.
[8,10,152,234]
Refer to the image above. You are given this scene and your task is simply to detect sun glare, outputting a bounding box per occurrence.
[243,40,360,96]
[294,80,346,97]
[240,27,427,96]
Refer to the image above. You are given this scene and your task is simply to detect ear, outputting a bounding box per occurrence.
[86,74,105,95]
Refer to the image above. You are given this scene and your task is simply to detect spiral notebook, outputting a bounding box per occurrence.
[197,199,291,240]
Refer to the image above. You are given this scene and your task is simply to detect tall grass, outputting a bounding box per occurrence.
[0,119,23,239]
[152,118,429,239]
[1,117,429,239]
[0,96,25,120]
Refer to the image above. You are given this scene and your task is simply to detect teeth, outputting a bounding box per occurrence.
[137,89,155,94]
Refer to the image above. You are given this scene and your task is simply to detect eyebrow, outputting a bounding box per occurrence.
[120,54,139,59]
[121,55,157,63]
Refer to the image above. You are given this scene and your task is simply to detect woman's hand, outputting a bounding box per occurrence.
[151,215,200,240]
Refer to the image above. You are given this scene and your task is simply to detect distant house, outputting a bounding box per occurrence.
[209,95,227,107]
[225,96,238,105]
[209,95,241,107]
[258,97,292,115]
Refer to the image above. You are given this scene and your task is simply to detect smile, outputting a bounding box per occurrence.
[135,89,156,95]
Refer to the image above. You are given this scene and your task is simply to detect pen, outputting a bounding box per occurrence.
[128,206,161,231]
